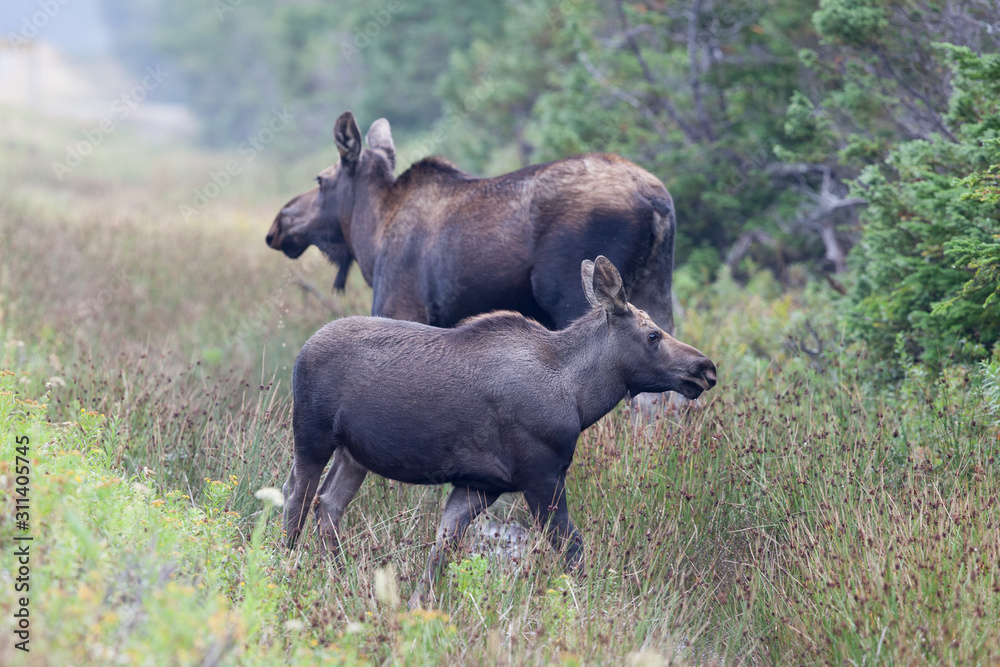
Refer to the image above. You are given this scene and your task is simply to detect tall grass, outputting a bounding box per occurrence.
[2,109,997,664]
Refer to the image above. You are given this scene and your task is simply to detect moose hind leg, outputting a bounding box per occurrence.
[524,475,583,571]
[283,419,337,549]
[314,448,368,556]
[409,487,499,609]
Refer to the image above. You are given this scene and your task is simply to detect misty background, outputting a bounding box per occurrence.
[2,0,998,373]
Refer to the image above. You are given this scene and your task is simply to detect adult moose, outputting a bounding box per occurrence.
[283,256,717,607]
[267,112,678,333]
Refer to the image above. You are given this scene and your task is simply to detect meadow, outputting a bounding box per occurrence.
[1,108,998,665]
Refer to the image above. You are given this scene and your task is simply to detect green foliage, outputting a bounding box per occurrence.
[100,0,999,286]
[446,555,488,603]
[981,354,1000,428]
[0,371,297,664]
[846,45,1000,377]
[103,0,506,146]
[812,0,887,46]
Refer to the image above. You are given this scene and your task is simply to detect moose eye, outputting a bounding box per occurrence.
[648,331,660,342]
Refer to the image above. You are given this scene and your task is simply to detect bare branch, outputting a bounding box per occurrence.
[614,0,702,143]
[767,163,866,273]
[725,229,776,270]
[873,45,957,142]
[687,0,715,142]
[294,278,340,313]
[576,50,669,139]
[599,24,654,49]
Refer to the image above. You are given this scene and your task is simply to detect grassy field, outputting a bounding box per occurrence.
[1,107,998,665]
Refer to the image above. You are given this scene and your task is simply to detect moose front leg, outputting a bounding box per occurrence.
[524,474,584,571]
[409,486,499,610]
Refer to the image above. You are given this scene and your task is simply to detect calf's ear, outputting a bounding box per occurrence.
[365,118,396,171]
[581,259,598,307]
[334,112,363,166]
[589,255,629,316]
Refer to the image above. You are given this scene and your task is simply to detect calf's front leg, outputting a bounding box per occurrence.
[409,486,499,610]
[524,474,583,571]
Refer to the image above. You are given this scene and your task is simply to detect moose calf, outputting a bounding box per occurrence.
[282,256,716,606]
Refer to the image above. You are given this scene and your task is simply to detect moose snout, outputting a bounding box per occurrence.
[266,214,285,248]
[699,360,717,390]
[678,355,717,398]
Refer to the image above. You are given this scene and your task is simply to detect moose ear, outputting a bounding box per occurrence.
[589,255,629,316]
[365,118,396,171]
[581,259,598,307]
[333,111,362,165]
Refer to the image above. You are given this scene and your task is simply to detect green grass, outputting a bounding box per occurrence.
[1,108,998,664]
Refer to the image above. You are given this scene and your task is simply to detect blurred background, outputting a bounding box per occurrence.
[3,0,997,284]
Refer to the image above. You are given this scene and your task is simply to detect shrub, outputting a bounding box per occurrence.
[846,44,1000,379]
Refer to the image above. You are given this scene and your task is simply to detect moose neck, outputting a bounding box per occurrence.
[555,310,631,430]
[342,175,390,287]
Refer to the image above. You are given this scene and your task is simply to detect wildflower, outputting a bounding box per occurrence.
[254,487,285,508]
[374,565,400,607]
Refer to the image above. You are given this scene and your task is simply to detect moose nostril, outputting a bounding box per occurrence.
[266,233,274,245]
[702,366,717,389]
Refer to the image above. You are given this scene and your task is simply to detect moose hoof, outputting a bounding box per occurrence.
[407,582,432,611]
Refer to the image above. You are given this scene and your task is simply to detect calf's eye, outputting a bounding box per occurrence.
[648,332,659,342]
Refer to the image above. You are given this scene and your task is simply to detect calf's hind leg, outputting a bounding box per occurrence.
[283,416,337,548]
[409,486,499,609]
[314,448,368,555]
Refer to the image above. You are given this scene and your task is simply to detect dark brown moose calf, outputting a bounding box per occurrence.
[282,257,716,607]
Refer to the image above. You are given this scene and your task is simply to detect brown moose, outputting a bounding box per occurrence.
[282,256,717,607]
[267,112,686,418]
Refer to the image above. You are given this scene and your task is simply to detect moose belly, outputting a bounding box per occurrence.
[342,424,518,492]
